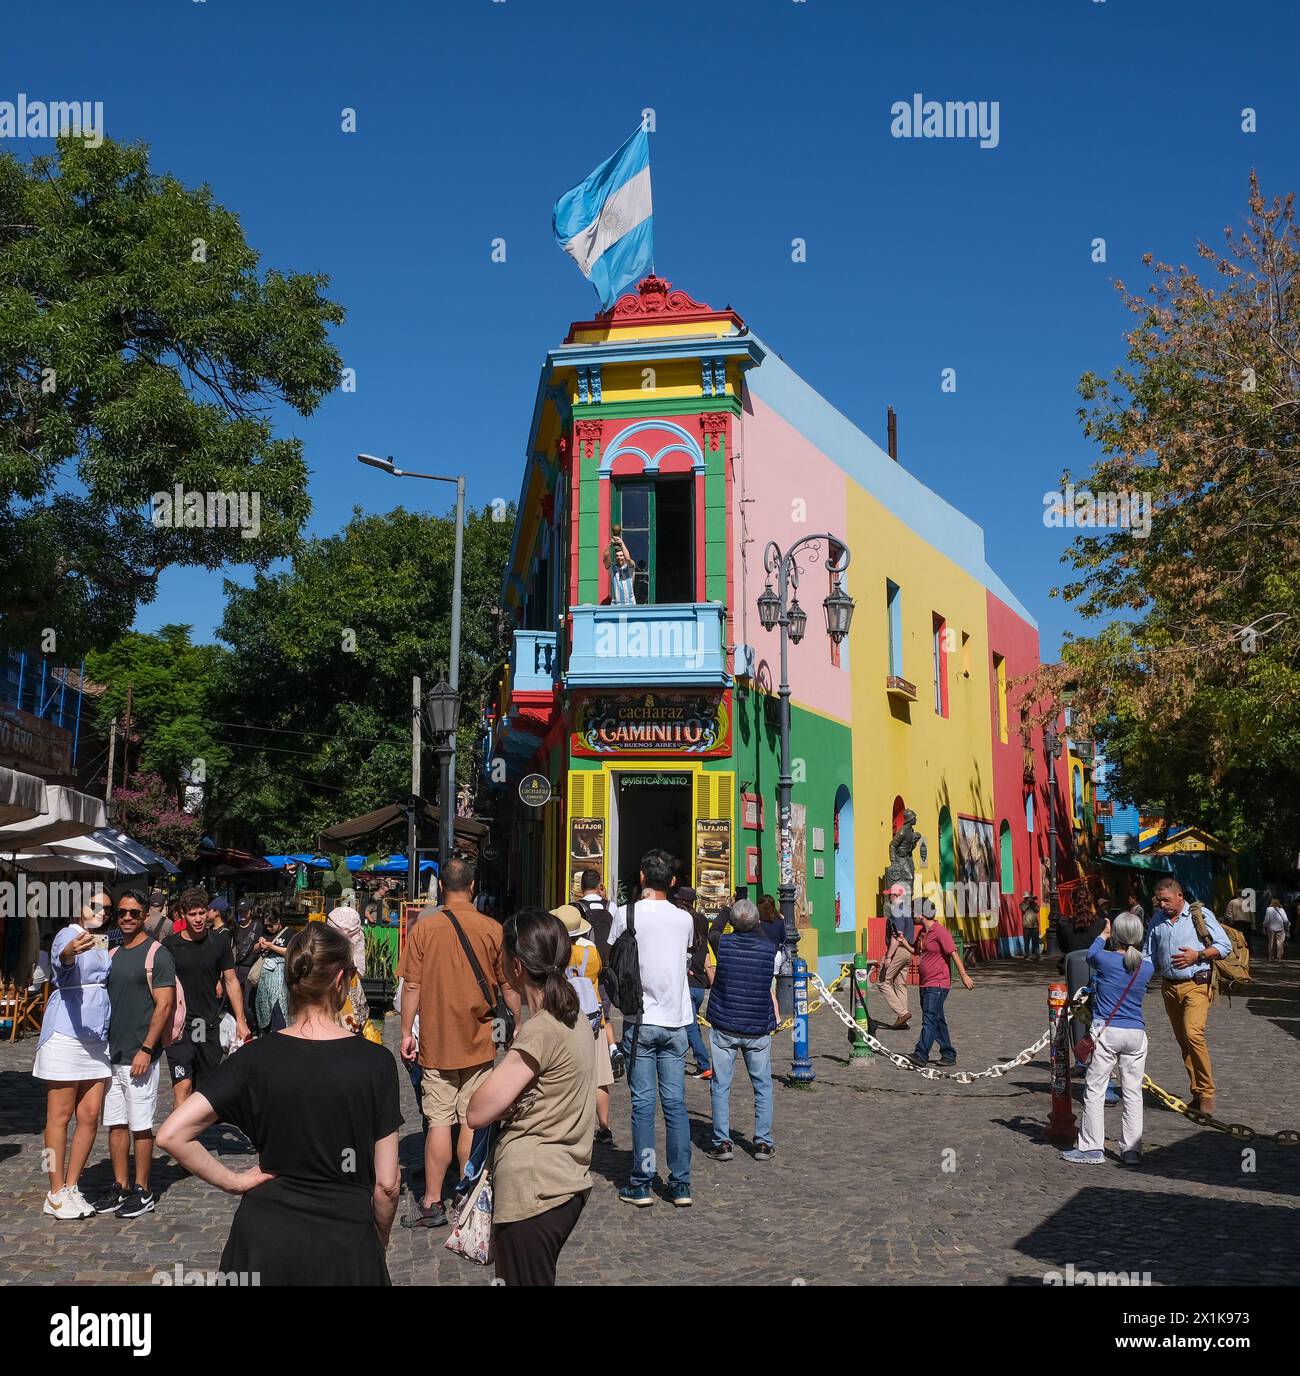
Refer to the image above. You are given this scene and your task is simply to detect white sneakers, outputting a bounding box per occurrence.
[43,1186,95,1220]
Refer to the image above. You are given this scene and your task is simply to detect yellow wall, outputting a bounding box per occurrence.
[844,488,997,929]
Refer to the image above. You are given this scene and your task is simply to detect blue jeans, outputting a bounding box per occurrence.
[686,986,711,1071]
[914,987,955,1061]
[709,1028,773,1146]
[627,1023,691,1189]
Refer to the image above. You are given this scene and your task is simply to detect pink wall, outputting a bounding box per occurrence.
[735,392,853,723]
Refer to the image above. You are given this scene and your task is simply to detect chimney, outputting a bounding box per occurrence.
[887,406,898,462]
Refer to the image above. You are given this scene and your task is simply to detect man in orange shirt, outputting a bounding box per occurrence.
[399,857,512,1228]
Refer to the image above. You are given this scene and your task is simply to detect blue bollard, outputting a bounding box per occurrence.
[790,956,816,1083]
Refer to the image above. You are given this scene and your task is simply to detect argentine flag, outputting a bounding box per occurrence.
[553,127,654,310]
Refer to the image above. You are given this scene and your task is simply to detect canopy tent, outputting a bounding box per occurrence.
[362,854,439,876]
[263,854,335,870]
[4,830,168,880]
[318,802,489,855]
[0,785,106,845]
[89,829,182,877]
[0,766,48,826]
[4,845,116,874]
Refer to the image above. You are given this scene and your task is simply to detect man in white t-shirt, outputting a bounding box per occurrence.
[610,847,694,1209]
[1263,896,1291,962]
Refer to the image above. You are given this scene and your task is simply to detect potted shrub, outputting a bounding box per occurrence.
[361,927,397,1016]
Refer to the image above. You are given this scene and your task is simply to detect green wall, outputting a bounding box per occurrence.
[731,686,854,961]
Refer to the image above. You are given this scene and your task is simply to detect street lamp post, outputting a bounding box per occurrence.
[757,534,855,1082]
[1044,722,1062,931]
[423,679,462,884]
[357,454,466,871]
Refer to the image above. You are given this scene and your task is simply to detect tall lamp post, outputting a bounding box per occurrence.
[757,534,855,1082]
[1044,722,1062,931]
[357,454,466,875]
[423,679,462,885]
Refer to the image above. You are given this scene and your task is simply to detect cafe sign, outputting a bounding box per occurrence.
[572,691,731,758]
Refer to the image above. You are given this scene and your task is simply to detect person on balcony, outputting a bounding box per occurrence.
[604,524,637,606]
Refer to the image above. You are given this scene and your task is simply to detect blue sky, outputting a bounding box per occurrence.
[8,0,1298,655]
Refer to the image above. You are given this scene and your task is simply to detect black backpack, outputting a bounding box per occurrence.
[576,897,616,965]
[605,900,644,1017]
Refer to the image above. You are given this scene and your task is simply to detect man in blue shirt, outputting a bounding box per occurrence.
[1143,875,1231,1114]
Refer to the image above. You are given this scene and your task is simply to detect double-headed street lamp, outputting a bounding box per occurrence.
[757,534,855,1082]
[357,454,466,885]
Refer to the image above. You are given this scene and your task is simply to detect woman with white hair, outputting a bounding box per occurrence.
[327,906,369,1032]
[1061,912,1153,1168]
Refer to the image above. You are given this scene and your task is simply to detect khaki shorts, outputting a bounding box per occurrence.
[421,1061,493,1128]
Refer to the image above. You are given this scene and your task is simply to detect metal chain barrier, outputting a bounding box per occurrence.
[696,962,853,1034]
[809,972,1091,1084]
[1140,1075,1300,1146]
[801,969,1300,1144]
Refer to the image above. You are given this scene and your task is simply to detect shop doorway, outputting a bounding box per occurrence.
[611,770,694,904]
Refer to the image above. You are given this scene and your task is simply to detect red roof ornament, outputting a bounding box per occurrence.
[565,277,745,340]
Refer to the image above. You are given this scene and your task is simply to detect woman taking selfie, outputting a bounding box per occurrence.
[467,908,596,1286]
[33,894,114,1219]
[157,923,402,1284]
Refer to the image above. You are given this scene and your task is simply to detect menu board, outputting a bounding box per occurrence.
[695,818,732,916]
[570,817,605,898]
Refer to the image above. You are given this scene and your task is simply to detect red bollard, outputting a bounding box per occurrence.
[1047,981,1077,1142]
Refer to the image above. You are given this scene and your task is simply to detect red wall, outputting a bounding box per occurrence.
[985,591,1072,952]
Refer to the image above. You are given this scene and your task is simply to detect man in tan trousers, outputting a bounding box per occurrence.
[1143,875,1231,1115]
[879,889,917,1029]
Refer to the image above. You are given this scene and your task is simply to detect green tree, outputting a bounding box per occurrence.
[0,135,344,653]
[207,504,514,851]
[1043,175,1300,870]
[85,624,229,803]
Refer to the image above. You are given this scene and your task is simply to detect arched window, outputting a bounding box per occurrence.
[999,820,1013,894]
[1072,766,1084,822]
[892,795,906,833]
[1025,792,1035,834]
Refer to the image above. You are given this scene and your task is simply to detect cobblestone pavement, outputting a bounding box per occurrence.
[3,958,1297,1286]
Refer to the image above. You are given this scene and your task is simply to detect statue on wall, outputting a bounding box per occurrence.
[884,808,928,892]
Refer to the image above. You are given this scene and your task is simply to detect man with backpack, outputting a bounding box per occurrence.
[400,857,511,1229]
[608,848,695,1209]
[94,888,177,1218]
[1143,876,1235,1116]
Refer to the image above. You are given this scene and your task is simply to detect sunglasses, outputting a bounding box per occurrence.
[115,906,144,917]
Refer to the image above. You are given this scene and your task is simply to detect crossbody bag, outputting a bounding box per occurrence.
[443,907,515,1049]
[1074,960,1143,1063]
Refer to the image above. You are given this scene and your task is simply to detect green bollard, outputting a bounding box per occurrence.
[850,952,872,1061]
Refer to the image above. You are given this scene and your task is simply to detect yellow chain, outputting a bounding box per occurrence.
[696,962,853,1033]
[1141,1075,1300,1146]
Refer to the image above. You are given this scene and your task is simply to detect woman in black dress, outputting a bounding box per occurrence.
[158,923,402,1285]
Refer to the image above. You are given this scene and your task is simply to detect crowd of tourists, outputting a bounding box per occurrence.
[26,843,1290,1285]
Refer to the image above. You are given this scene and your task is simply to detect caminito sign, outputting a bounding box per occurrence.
[572,690,731,758]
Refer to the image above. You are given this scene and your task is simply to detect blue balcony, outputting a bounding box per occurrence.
[565,603,729,688]
[511,629,559,694]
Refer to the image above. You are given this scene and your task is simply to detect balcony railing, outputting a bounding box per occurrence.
[510,629,559,695]
[565,602,729,688]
